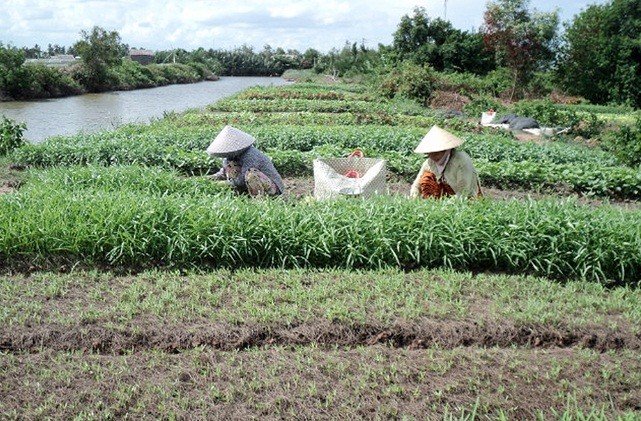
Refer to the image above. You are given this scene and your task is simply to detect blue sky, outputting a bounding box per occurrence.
[1,0,609,53]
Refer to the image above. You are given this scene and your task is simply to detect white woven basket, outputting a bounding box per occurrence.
[313,156,387,199]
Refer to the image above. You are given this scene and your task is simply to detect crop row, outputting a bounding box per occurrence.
[1,174,639,283]
[271,82,368,93]
[12,142,640,199]
[176,110,457,129]
[247,125,619,166]
[22,165,232,197]
[236,85,374,101]
[11,120,638,198]
[13,121,618,168]
[168,121,621,167]
[212,98,402,114]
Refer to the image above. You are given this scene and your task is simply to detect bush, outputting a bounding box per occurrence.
[525,71,556,98]
[157,63,200,84]
[375,62,436,106]
[0,116,26,156]
[479,67,514,99]
[436,72,495,98]
[111,59,155,89]
[187,62,216,80]
[1,63,82,100]
[603,113,641,167]
[463,96,506,119]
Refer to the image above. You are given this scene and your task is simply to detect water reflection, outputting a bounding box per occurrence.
[0,76,288,143]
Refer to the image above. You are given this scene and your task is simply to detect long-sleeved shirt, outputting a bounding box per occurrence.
[212,146,285,194]
[410,149,481,199]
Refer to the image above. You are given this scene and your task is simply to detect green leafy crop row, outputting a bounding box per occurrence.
[1,179,639,283]
[11,120,637,198]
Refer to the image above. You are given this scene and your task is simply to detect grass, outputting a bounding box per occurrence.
[0,156,24,189]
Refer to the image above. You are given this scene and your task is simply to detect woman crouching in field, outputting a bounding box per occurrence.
[410,125,482,199]
[207,125,285,198]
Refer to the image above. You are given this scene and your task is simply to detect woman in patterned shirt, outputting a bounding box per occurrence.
[409,126,482,199]
[207,125,285,198]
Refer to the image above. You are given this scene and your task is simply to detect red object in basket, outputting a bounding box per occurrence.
[345,150,363,178]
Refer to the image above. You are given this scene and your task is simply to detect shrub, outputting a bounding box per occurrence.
[157,63,200,84]
[463,96,506,119]
[435,72,497,98]
[479,67,514,98]
[603,113,641,167]
[187,62,216,80]
[376,62,436,106]
[0,63,82,100]
[525,71,556,98]
[112,59,155,89]
[0,116,26,156]
[144,64,169,85]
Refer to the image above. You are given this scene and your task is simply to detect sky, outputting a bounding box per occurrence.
[1,0,610,53]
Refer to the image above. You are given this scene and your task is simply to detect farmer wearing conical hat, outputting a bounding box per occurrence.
[409,126,482,199]
[207,125,284,197]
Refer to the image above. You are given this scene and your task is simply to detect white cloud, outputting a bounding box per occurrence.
[1,0,610,52]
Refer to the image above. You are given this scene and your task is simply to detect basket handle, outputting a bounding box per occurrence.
[347,150,364,158]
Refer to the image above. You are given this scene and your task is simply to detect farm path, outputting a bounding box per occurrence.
[282,176,641,209]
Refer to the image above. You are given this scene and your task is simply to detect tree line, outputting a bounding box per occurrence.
[1,0,640,108]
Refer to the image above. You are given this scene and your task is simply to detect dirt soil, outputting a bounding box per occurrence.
[1,270,641,419]
[282,176,641,210]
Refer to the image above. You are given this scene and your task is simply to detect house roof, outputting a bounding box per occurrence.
[129,49,154,56]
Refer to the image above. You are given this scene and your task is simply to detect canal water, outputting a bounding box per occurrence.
[0,76,288,143]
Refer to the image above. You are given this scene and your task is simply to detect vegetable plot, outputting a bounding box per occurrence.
[1,174,639,284]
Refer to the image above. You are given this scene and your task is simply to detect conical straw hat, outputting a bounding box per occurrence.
[413,125,464,154]
[206,125,256,157]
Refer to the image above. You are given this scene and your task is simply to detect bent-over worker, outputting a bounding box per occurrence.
[207,125,285,197]
[410,125,482,199]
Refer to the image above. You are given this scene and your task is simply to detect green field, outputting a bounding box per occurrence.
[1,81,640,419]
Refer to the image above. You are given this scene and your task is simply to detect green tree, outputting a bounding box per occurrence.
[73,26,127,91]
[1,42,82,100]
[482,0,559,100]
[22,44,44,59]
[557,0,641,107]
[391,7,493,75]
[392,7,431,60]
[312,41,381,78]
[47,43,67,56]
[301,48,321,69]
[0,42,27,99]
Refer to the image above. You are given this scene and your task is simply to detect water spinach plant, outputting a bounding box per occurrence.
[1,168,639,284]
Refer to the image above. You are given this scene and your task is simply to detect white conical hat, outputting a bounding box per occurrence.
[413,125,464,154]
[206,125,256,157]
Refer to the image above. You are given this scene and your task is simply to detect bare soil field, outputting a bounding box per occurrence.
[2,269,641,419]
